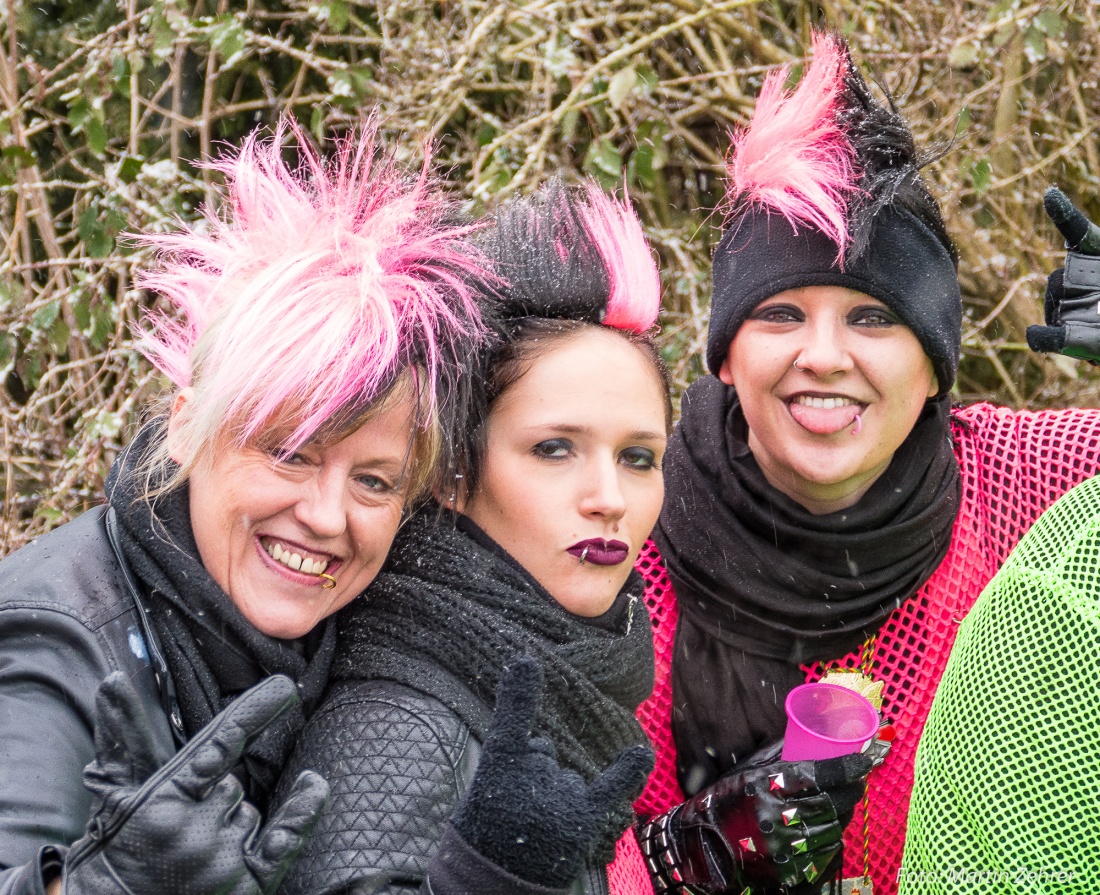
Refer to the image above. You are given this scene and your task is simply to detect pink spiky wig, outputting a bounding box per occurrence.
[706,31,962,395]
[134,119,488,496]
[725,30,856,259]
[455,180,671,492]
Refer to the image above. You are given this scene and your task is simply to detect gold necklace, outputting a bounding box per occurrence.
[818,635,879,894]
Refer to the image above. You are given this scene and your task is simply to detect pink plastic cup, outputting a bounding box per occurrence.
[781,682,879,761]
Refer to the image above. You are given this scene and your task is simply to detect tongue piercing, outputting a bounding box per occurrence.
[579,545,590,565]
[319,572,337,589]
[851,412,863,435]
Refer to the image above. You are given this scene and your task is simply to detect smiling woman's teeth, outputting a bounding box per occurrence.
[794,395,857,409]
[265,541,328,575]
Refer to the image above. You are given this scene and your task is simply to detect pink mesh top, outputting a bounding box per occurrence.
[607,402,1100,895]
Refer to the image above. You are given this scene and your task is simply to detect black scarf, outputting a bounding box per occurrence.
[106,422,336,809]
[655,377,960,793]
[334,509,654,862]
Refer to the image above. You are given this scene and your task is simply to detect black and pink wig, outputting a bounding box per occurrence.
[457,180,669,493]
[134,119,488,498]
[707,31,962,396]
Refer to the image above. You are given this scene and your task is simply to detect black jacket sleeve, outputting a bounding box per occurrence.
[0,606,111,888]
[275,680,481,895]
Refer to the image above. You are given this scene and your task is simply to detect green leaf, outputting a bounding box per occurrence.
[311,105,325,142]
[67,96,92,131]
[0,332,15,371]
[90,302,115,349]
[328,66,373,105]
[971,158,992,195]
[315,0,350,33]
[583,138,623,188]
[1023,25,1047,62]
[558,109,579,142]
[78,208,113,258]
[2,145,35,168]
[476,122,499,146]
[149,1,176,61]
[636,64,659,91]
[210,16,246,63]
[948,41,979,69]
[608,66,637,109]
[32,299,60,331]
[955,107,972,135]
[117,155,144,184]
[48,316,70,354]
[86,116,107,156]
[1035,9,1064,36]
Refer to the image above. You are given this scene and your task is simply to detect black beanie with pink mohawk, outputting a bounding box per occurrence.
[706,32,961,397]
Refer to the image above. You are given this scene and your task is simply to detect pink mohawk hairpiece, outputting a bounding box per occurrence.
[579,183,661,333]
[134,116,486,456]
[726,31,858,260]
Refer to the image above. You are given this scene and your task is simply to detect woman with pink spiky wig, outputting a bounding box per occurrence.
[272,181,670,895]
[626,30,1100,895]
[0,121,489,895]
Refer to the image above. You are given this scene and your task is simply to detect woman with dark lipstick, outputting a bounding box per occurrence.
[274,181,669,895]
[622,32,1100,895]
[0,121,488,895]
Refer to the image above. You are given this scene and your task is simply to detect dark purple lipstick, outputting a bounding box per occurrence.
[567,538,629,566]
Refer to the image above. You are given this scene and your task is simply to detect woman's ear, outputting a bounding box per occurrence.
[926,370,940,399]
[165,388,195,465]
[433,473,469,513]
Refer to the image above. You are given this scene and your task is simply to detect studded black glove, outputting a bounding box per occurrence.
[448,657,654,889]
[62,672,329,895]
[636,743,874,894]
[1026,187,1100,362]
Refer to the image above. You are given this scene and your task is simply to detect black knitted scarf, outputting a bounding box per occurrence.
[334,509,655,862]
[106,422,336,810]
[655,377,960,793]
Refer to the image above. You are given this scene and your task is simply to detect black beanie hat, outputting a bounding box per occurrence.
[706,32,962,397]
[707,205,961,394]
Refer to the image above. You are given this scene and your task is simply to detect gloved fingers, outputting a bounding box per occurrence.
[795,843,842,884]
[1045,267,1064,322]
[1026,324,1067,354]
[824,779,866,822]
[1044,187,1096,250]
[586,745,654,813]
[812,751,873,790]
[85,672,169,794]
[166,675,298,801]
[789,821,843,857]
[527,736,557,759]
[247,770,330,894]
[483,657,543,756]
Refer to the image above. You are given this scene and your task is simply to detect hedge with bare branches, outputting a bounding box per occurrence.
[1,0,1098,553]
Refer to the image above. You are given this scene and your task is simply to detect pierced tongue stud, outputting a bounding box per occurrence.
[851,411,863,435]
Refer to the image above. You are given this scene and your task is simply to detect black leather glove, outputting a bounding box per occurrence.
[449,657,654,889]
[1026,186,1100,362]
[637,743,874,894]
[61,672,329,894]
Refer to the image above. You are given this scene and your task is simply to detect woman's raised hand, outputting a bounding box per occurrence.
[638,742,875,892]
[61,673,329,894]
[1026,187,1100,362]
[446,657,654,889]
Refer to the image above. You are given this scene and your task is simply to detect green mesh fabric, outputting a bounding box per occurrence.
[901,474,1100,894]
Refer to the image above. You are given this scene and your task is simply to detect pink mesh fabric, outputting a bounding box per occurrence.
[608,403,1100,895]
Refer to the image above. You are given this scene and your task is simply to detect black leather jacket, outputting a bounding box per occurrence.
[0,507,179,895]
[277,676,610,895]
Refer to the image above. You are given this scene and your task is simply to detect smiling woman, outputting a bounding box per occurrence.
[274,181,669,895]
[0,120,488,895]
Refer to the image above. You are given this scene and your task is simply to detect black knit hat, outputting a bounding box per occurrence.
[706,32,961,397]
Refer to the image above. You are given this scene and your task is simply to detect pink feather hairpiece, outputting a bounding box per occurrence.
[725,31,858,261]
[578,183,661,333]
[133,116,487,454]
